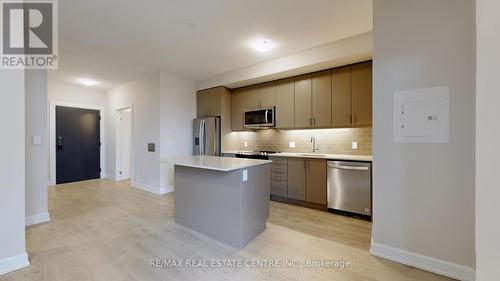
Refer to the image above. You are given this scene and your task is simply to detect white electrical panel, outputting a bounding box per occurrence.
[394,86,449,143]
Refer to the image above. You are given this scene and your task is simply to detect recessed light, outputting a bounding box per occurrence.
[77,78,98,87]
[249,38,275,53]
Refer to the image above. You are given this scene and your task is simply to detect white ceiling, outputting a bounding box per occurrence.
[50,0,372,90]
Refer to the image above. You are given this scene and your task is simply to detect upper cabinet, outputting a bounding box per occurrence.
[294,75,313,128]
[275,78,295,129]
[294,71,333,128]
[311,70,332,127]
[332,66,352,126]
[331,62,372,127]
[227,60,372,131]
[245,82,276,110]
[351,61,372,126]
[197,87,222,117]
[231,88,246,131]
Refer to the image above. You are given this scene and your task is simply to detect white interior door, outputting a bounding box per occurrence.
[117,108,132,180]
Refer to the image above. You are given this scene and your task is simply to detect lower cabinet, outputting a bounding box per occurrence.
[305,159,327,205]
[287,158,306,200]
[271,157,327,208]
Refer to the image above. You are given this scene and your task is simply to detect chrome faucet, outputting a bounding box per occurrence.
[311,135,320,153]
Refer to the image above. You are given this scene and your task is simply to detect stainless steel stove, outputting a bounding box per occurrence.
[235,151,277,160]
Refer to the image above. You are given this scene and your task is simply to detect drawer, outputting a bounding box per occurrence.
[271,179,288,197]
[271,172,288,181]
[270,157,287,165]
[271,164,288,173]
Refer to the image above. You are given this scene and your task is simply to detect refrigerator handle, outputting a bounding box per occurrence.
[215,118,220,156]
[203,119,207,155]
[199,120,204,155]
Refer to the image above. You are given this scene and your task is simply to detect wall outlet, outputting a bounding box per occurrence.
[288,141,296,148]
[244,141,248,147]
[352,141,358,150]
[242,169,248,182]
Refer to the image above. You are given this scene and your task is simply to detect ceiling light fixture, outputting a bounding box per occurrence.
[77,78,99,87]
[249,38,275,53]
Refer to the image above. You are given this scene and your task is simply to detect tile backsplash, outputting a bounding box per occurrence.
[225,127,372,155]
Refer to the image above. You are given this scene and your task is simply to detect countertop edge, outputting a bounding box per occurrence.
[222,151,372,162]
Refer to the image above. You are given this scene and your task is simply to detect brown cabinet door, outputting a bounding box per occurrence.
[231,89,245,131]
[332,66,352,126]
[197,91,209,118]
[245,86,261,109]
[294,75,312,128]
[208,88,222,116]
[351,62,372,126]
[312,70,332,127]
[305,159,327,205]
[260,82,276,108]
[275,78,295,129]
[287,158,306,200]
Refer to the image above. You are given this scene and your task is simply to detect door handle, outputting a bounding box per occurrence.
[330,165,369,171]
[57,136,63,151]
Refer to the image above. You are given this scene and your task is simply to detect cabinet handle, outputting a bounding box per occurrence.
[313,118,316,126]
[353,114,357,124]
[309,117,312,126]
[348,115,352,123]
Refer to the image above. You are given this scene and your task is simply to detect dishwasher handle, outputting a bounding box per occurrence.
[328,164,369,171]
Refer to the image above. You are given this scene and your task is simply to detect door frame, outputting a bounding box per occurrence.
[115,104,134,181]
[49,101,105,185]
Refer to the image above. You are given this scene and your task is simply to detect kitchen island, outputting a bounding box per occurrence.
[164,156,271,248]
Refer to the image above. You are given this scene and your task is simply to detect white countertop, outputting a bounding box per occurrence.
[162,155,272,172]
[222,151,372,162]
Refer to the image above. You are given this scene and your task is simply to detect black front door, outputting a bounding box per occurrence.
[56,106,101,184]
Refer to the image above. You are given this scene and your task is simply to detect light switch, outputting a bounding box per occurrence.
[244,141,248,147]
[352,142,358,150]
[242,169,248,182]
[32,136,42,145]
[289,141,296,148]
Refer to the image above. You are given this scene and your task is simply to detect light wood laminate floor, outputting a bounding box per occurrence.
[1,179,454,281]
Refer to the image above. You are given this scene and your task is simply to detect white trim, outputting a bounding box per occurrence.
[49,101,105,185]
[115,104,134,181]
[131,181,171,195]
[25,212,50,226]
[0,253,30,276]
[103,174,116,181]
[370,242,475,281]
[162,185,175,194]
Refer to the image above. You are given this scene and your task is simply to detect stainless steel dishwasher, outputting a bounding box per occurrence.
[327,161,372,217]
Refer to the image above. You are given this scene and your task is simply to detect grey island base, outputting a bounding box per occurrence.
[169,156,271,248]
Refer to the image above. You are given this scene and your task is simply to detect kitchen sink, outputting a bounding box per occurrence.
[301,153,327,157]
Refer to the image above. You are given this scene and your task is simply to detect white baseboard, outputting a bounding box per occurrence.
[102,174,116,181]
[370,242,475,281]
[0,253,29,276]
[25,212,50,226]
[161,185,174,194]
[132,181,172,195]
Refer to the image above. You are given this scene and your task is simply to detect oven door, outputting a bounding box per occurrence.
[244,108,275,128]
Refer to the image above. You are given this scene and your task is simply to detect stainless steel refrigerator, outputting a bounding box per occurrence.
[193,117,221,156]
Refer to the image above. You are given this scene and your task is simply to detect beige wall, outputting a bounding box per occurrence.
[476,0,500,280]
[372,0,475,280]
[225,127,372,155]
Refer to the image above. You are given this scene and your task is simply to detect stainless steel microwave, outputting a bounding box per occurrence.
[244,107,275,128]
